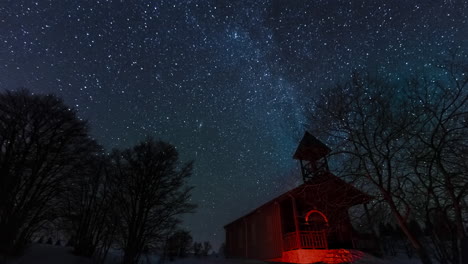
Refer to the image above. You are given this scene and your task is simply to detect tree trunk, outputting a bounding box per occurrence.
[386,195,432,264]
[0,219,21,255]
[122,248,138,264]
[436,158,466,264]
[122,242,143,264]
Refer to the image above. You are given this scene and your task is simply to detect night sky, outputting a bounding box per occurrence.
[1,0,467,250]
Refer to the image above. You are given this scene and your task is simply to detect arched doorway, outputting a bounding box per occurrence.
[292,209,329,249]
[304,210,329,231]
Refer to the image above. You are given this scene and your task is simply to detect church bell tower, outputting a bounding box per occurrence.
[293,132,331,182]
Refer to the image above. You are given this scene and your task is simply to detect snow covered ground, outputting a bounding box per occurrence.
[354,254,421,264]
[0,244,266,264]
[1,244,422,264]
[1,244,92,264]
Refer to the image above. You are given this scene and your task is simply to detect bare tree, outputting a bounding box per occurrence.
[110,138,196,264]
[0,90,98,255]
[166,229,193,259]
[404,59,468,264]
[306,73,433,263]
[201,241,212,256]
[61,155,117,263]
[192,242,202,257]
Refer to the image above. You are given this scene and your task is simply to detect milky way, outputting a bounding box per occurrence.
[1,0,467,250]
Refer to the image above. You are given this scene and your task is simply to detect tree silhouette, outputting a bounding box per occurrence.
[306,59,468,264]
[166,229,193,259]
[61,154,117,263]
[110,138,196,264]
[193,242,202,257]
[201,241,212,256]
[0,90,98,255]
[404,59,468,264]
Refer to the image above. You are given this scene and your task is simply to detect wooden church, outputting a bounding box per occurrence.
[224,132,374,264]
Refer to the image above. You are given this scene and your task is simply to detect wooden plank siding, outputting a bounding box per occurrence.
[225,202,283,260]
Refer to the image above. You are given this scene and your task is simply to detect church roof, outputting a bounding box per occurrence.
[224,172,372,228]
[293,132,331,161]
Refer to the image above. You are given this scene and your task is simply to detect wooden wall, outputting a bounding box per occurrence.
[225,202,283,260]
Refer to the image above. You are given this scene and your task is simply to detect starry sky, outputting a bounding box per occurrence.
[1,0,467,250]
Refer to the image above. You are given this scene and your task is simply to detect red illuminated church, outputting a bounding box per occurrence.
[224,132,374,264]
